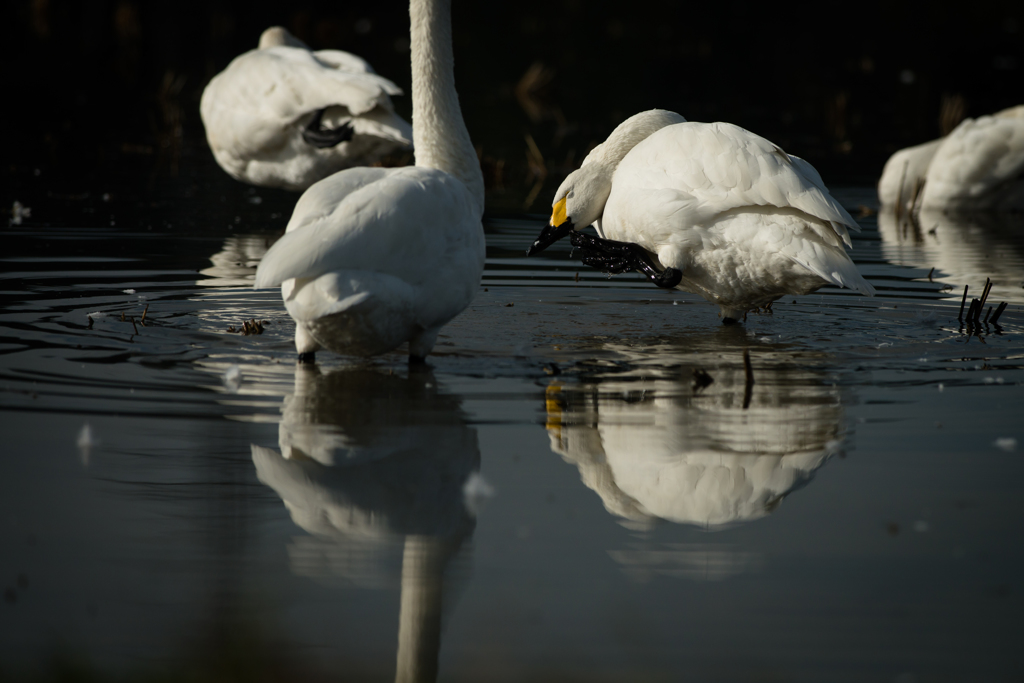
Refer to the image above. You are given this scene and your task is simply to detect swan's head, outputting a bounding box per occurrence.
[258,26,310,50]
[526,164,612,256]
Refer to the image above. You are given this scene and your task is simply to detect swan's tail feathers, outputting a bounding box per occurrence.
[785,242,876,297]
[284,271,421,357]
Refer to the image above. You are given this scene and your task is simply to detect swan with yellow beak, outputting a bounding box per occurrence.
[527,109,874,323]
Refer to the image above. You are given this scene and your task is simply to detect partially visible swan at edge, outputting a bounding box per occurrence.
[528,109,875,322]
[200,26,413,191]
[253,0,484,363]
[878,105,1024,213]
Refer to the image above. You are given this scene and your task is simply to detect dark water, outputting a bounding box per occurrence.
[2,177,1024,682]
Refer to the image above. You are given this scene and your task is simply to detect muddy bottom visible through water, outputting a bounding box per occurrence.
[2,171,1024,682]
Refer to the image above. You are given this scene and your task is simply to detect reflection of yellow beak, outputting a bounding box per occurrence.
[545,382,564,439]
[551,197,568,227]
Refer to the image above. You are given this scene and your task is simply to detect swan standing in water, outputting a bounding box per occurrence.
[878,105,1024,213]
[254,0,485,363]
[528,110,875,322]
[200,26,413,191]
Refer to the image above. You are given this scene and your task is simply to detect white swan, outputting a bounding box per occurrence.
[878,105,1024,212]
[528,110,875,322]
[200,26,413,191]
[253,0,484,363]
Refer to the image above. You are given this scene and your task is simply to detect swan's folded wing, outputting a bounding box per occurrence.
[616,122,860,248]
[924,114,1024,202]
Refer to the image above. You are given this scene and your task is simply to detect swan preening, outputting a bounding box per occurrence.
[878,105,1024,213]
[201,26,413,191]
[254,0,485,363]
[528,109,875,322]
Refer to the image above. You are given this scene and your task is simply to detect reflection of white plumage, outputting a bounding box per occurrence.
[546,353,843,530]
[529,110,874,322]
[200,26,412,191]
[253,366,480,542]
[252,364,479,680]
[254,1,485,363]
[878,207,1024,305]
[197,236,270,287]
[878,106,1024,212]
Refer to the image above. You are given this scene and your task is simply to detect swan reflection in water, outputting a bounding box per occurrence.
[545,344,844,530]
[197,236,272,288]
[878,208,1024,305]
[252,365,481,682]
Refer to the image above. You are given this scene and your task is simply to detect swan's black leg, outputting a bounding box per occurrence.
[297,351,316,364]
[302,109,354,148]
[570,232,681,289]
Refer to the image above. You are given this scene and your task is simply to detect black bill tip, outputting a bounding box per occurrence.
[526,220,574,256]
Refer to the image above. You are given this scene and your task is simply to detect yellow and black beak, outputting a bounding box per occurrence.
[526,197,574,256]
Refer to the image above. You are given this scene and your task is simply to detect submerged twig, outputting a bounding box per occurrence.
[958,285,969,323]
[742,349,754,410]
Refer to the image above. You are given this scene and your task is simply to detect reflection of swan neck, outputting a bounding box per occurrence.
[395,535,448,683]
[410,0,484,213]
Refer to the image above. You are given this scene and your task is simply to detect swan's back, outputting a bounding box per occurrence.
[255,166,483,335]
[607,122,859,249]
[921,110,1024,210]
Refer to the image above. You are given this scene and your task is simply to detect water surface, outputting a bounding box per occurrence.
[2,185,1024,681]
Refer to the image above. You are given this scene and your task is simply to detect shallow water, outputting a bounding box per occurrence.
[2,183,1024,682]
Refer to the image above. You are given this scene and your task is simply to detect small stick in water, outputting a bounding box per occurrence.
[984,306,992,324]
[927,267,934,282]
[141,304,149,324]
[742,349,754,410]
[978,278,993,319]
[958,285,969,323]
[991,301,1007,325]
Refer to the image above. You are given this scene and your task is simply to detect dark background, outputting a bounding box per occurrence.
[3,0,1024,216]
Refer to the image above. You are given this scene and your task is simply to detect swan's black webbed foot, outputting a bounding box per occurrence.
[302,109,354,148]
[569,231,681,289]
[297,351,317,364]
[650,267,682,289]
[721,317,741,325]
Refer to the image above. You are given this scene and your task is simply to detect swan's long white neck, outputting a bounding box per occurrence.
[410,0,484,215]
[582,109,687,172]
